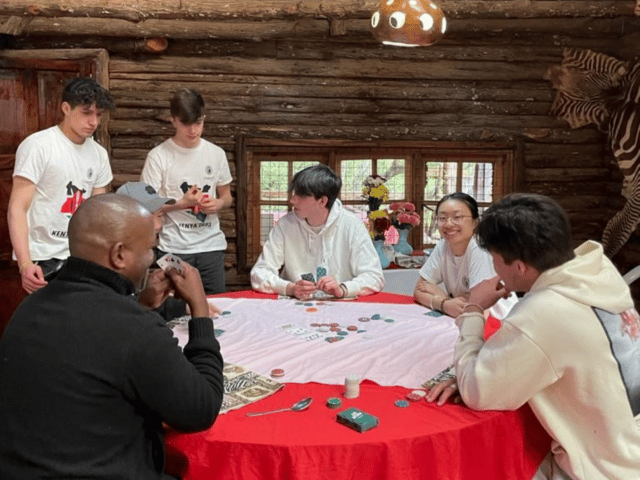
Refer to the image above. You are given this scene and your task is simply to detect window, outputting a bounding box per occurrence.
[243,142,515,266]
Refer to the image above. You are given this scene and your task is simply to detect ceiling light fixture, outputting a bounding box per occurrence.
[371,0,447,47]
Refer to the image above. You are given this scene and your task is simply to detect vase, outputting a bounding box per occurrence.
[394,228,413,255]
[373,239,391,269]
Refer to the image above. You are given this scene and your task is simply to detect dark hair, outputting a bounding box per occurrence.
[62,77,115,111]
[476,193,575,272]
[289,164,342,210]
[435,192,480,219]
[170,88,205,124]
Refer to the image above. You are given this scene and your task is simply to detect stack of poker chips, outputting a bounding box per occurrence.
[344,374,361,399]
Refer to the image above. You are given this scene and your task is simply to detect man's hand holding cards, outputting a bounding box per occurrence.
[158,256,210,319]
[157,253,186,276]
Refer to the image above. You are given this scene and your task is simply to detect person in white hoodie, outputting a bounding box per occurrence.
[429,193,640,480]
[251,164,384,300]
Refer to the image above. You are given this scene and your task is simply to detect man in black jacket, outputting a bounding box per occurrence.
[0,193,224,479]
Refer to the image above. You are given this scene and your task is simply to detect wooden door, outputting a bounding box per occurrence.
[0,49,109,336]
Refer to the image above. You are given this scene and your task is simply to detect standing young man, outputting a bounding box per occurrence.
[429,193,640,480]
[251,164,384,299]
[8,77,116,293]
[141,88,232,294]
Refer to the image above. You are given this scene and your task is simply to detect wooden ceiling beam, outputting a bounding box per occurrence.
[3,16,635,41]
[0,1,634,22]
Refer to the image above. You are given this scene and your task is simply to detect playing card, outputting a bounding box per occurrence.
[301,273,315,283]
[157,253,186,275]
[316,265,327,280]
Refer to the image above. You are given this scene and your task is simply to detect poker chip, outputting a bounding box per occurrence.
[318,326,330,332]
[337,331,348,336]
[371,314,381,320]
[384,318,395,323]
[295,302,304,305]
[270,368,285,378]
[346,325,358,331]
[306,307,318,313]
[394,400,410,408]
[406,393,422,402]
[326,397,342,409]
[221,311,231,315]
[310,323,321,327]
[330,326,341,332]
[329,322,339,327]
[358,317,370,322]
[304,303,314,307]
[410,389,427,398]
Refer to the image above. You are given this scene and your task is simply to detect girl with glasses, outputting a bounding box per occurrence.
[414,192,497,318]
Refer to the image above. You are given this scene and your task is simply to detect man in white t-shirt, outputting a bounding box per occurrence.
[141,88,232,294]
[8,77,115,293]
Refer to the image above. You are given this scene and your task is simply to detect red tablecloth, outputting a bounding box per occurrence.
[164,291,550,480]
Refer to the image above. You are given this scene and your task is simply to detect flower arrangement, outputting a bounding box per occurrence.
[362,175,389,212]
[389,202,421,230]
[368,209,392,241]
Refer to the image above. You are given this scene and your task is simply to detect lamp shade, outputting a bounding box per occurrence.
[371,0,447,47]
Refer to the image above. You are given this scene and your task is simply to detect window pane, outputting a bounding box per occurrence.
[424,162,457,201]
[378,158,405,200]
[341,159,372,201]
[260,161,289,202]
[293,160,319,176]
[260,205,289,245]
[462,162,493,203]
[422,206,441,245]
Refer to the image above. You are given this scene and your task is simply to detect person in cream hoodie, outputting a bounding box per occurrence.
[434,193,640,480]
[251,164,384,300]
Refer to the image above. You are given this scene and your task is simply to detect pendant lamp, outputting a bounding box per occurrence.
[371,0,447,47]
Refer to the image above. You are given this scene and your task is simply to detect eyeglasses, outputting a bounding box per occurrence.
[436,215,472,225]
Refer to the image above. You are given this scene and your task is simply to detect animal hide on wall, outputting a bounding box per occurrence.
[545,47,640,258]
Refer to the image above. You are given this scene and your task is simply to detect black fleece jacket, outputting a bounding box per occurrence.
[0,256,224,479]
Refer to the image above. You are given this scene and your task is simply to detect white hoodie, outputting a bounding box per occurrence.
[454,241,640,480]
[251,200,384,297]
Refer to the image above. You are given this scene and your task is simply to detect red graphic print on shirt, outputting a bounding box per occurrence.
[60,181,87,218]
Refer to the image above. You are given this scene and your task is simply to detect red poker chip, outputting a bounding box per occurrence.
[358,317,370,322]
[406,393,422,402]
[329,322,339,327]
[270,368,285,378]
[310,323,321,327]
[346,325,358,331]
[330,327,341,332]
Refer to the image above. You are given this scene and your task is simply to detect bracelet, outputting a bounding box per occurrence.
[18,260,34,273]
[429,295,438,310]
[462,303,484,314]
[440,297,448,312]
[339,284,348,298]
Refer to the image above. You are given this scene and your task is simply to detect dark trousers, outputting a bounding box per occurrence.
[156,249,226,295]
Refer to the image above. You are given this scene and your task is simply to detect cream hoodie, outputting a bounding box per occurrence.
[250,200,384,297]
[454,241,640,480]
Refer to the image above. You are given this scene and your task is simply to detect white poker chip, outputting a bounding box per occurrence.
[410,389,427,398]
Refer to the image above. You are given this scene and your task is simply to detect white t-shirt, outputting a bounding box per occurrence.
[13,126,112,261]
[419,237,495,298]
[141,138,232,253]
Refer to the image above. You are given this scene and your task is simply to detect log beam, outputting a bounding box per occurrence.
[0,1,633,22]
[4,16,636,40]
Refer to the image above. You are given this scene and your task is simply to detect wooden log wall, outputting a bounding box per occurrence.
[3,0,640,291]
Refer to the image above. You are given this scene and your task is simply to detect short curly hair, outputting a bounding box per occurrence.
[62,77,115,111]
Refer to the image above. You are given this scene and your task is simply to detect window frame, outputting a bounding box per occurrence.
[241,140,517,269]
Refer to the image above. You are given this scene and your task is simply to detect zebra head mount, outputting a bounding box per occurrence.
[546,48,640,258]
